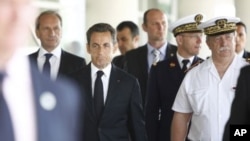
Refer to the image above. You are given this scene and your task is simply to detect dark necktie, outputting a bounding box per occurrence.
[182,59,190,72]
[42,53,53,76]
[94,70,104,121]
[0,72,15,141]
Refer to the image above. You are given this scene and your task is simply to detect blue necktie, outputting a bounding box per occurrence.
[42,53,53,76]
[94,70,104,121]
[0,72,15,141]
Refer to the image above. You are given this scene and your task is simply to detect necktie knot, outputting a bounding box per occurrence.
[152,49,160,65]
[182,59,190,65]
[97,70,104,78]
[153,49,160,56]
[45,53,53,60]
[182,59,190,72]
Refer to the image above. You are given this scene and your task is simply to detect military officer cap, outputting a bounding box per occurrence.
[169,13,204,37]
[198,16,240,36]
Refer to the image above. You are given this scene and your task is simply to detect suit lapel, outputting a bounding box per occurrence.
[104,65,120,107]
[81,65,98,122]
[165,43,176,59]
[58,50,66,78]
[29,50,39,70]
[140,45,149,77]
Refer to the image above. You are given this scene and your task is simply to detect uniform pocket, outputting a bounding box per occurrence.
[187,88,208,115]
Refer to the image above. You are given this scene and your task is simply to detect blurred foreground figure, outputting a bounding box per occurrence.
[0,0,83,141]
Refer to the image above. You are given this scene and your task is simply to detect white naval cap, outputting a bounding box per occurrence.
[197,16,240,36]
[169,13,205,37]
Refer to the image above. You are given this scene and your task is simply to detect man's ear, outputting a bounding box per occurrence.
[176,35,183,45]
[134,35,140,43]
[206,38,212,50]
[35,29,40,39]
[142,23,147,32]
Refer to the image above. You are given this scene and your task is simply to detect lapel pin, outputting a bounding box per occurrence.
[40,91,57,111]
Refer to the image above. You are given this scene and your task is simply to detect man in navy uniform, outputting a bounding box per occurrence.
[145,13,204,141]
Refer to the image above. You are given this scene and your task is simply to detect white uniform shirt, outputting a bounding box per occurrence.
[172,56,248,141]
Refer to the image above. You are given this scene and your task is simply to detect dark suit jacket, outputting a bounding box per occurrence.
[124,43,177,105]
[223,65,250,141]
[70,64,147,141]
[112,55,126,69]
[28,49,86,79]
[145,55,203,141]
[0,62,83,141]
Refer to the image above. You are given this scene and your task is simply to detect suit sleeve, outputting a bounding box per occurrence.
[128,78,148,141]
[145,65,160,141]
[223,66,250,141]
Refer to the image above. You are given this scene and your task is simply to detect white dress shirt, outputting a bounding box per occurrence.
[3,50,37,141]
[91,63,111,104]
[37,46,61,80]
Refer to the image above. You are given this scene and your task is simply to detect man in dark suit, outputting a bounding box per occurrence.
[29,10,86,80]
[223,65,250,141]
[112,21,140,69]
[0,0,83,140]
[235,21,250,59]
[145,14,204,141]
[71,23,147,141]
[124,8,177,105]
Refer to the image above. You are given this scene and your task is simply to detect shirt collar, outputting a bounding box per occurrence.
[38,46,62,58]
[237,49,244,58]
[176,52,195,65]
[91,63,112,78]
[147,42,168,55]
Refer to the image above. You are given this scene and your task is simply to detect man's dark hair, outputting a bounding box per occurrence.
[116,21,139,38]
[86,23,116,44]
[35,10,62,30]
[236,21,247,33]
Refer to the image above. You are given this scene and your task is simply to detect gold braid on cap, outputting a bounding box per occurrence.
[173,14,203,36]
[204,19,237,35]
